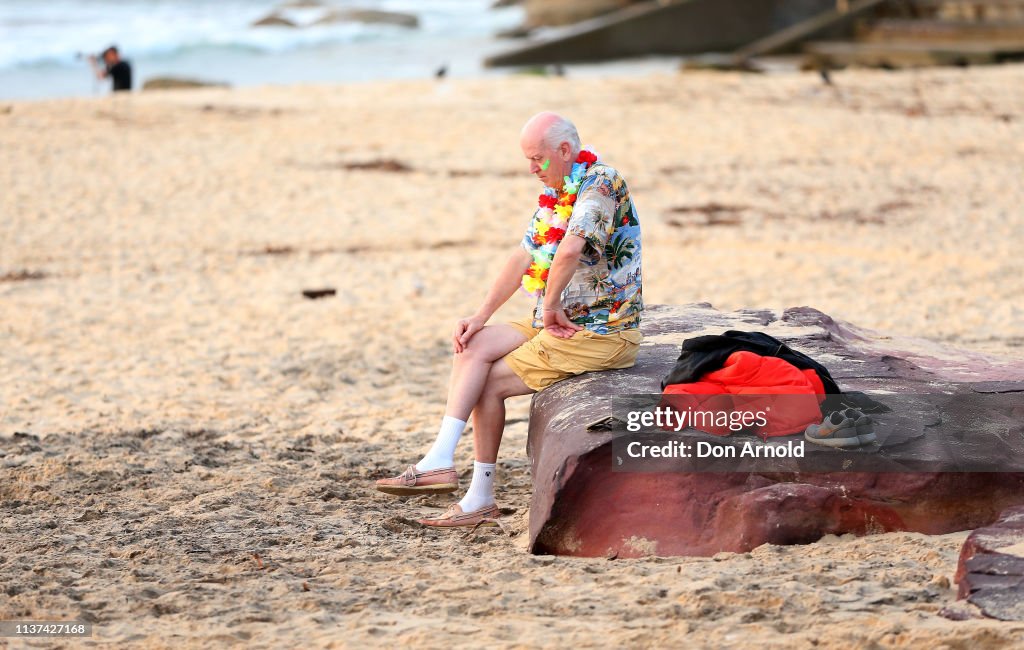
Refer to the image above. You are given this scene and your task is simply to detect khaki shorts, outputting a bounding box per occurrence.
[503,316,644,391]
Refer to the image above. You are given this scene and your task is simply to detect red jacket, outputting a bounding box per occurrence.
[661,351,825,438]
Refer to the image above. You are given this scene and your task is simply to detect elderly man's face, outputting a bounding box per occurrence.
[521,136,571,190]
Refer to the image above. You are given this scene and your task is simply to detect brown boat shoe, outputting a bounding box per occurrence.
[418,502,501,528]
[375,464,458,496]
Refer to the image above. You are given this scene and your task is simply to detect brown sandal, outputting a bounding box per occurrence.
[418,503,500,528]
[375,465,458,496]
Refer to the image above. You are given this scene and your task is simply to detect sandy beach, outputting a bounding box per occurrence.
[2,64,1023,647]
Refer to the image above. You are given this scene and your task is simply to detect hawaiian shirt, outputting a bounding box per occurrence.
[521,162,643,334]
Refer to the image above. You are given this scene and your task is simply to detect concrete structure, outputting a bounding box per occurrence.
[486,0,848,66]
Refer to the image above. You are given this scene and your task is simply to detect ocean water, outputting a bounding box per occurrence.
[0,0,525,99]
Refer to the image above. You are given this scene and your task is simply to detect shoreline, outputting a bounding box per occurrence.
[0,52,686,102]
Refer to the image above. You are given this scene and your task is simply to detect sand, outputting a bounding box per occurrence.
[1,64,1023,647]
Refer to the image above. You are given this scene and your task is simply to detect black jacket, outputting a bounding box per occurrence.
[661,330,841,393]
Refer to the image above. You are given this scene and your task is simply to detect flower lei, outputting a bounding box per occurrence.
[521,148,599,296]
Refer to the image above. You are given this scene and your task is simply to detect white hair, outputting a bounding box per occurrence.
[542,116,581,156]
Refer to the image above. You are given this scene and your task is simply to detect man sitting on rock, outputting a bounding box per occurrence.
[375,112,644,527]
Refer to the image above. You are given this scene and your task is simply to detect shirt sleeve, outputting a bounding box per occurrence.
[566,173,616,254]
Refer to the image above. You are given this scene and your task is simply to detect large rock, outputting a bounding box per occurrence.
[312,9,419,29]
[526,304,1024,557]
[251,13,298,28]
[956,505,1024,621]
[142,77,229,91]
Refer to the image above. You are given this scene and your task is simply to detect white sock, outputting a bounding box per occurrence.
[415,416,465,471]
[458,461,497,512]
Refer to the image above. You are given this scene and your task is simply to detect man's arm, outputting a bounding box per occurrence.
[453,246,532,352]
[87,56,107,81]
[541,234,585,338]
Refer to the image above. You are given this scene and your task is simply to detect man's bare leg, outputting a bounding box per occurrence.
[458,359,534,512]
[414,325,527,472]
[444,325,528,420]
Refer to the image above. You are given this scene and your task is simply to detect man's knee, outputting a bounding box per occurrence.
[454,340,497,366]
[481,360,532,400]
[480,371,508,400]
[454,327,523,365]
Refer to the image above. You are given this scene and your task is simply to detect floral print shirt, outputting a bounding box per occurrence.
[521,162,643,334]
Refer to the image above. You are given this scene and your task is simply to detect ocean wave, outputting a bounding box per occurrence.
[4,24,416,70]
[0,0,521,71]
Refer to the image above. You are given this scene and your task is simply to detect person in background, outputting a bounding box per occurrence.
[89,46,132,92]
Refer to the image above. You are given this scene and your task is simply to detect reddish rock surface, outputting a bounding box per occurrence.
[526,304,1024,557]
[955,505,1024,621]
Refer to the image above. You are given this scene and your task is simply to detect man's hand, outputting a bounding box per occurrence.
[452,315,487,353]
[542,306,583,339]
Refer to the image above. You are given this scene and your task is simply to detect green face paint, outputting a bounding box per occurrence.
[540,159,550,171]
